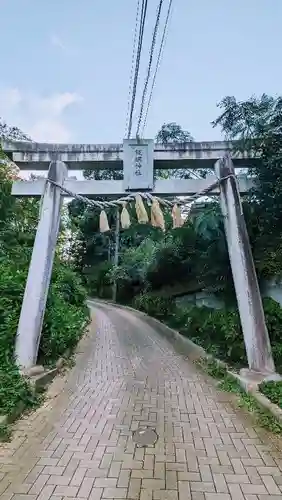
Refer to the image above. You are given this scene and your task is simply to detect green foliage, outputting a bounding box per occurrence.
[261,298,282,371]
[66,123,228,302]
[176,306,245,365]
[0,259,27,362]
[133,293,175,319]
[132,292,282,371]
[155,122,211,179]
[237,393,282,434]
[0,362,38,416]
[0,143,89,420]
[51,264,88,308]
[110,239,158,287]
[39,262,90,365]
[109,212,233,303]
[213,94,282,281]
[86,261,113,298]
[259,380,282,408]
[197,358,227,379]
[156,122,193,144]
[0,423,11,442]
[39,291,89,365]
[199,357,282,434]
[0,118,31,141]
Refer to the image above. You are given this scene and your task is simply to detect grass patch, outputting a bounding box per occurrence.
[199,358,282,434]
[0,363,39,417]
[0,423,11,442]
[259,380,282,408]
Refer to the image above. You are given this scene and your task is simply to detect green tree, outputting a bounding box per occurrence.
[0,120,89,423]
[213,93,282,280]
[155,122,194,179]
[155,122,212,179]
[0,118,31,141]
[156,122,193,144]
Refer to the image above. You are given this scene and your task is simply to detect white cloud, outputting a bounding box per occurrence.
[0,87,22,113]
[50,34,78,56]
[33,92,83,116]
[0,87,83,142]
[50,34,66,51]
[28,120,72,143]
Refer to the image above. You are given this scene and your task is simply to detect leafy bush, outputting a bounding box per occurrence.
[0,257,90,369]
[85,261,113,298]
[177,306,245,365]
[0,155,89,419]
[0,259,90,417]
[51,263,88,307]
[259,380,282,408]
[261,298,282,372]
[132,292,282,370]
[133,293,175,319]
[0,362,38,416]
[0,259,27,363]
[0,259,90,415]
[39,291,89,364]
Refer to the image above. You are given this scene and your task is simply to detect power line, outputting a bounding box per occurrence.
[136,0,164,137]
[125,0,141,138]
[127,0,148,139]
[141,0,173,136]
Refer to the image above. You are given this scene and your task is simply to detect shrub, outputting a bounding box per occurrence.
[262,298,282,371]
[133,293,175,319]
[0,255,89,414]
[259,380,282,408]
[0,362,38,416]
[52,264,88,307]
[85,261,113,299]
[39,292,89,364]
[132,293,282,370]
[0,142,90,423]
[0,259,27,363]
[0,257,89,415]
[0,260,90,416]
[168,298,282,368]
[177,306,245,365]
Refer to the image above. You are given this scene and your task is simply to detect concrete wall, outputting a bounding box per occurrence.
[176,280,282,309]
[262,280,282,307]
[176,292,224,309]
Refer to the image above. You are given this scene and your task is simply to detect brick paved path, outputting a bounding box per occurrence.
[1,303,282,500]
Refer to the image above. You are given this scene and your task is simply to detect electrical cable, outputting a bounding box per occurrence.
[140,0,173,136]
[125,0,142,138]
[127,0,148,139]
[136,0,164,137]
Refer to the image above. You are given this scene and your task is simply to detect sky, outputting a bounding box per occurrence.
[1,0,282,145]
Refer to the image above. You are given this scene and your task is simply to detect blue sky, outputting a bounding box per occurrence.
[1,0,282,144]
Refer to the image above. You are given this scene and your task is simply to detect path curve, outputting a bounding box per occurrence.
[1,303,282,500]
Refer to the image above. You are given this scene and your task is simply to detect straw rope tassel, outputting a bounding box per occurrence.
[151,206,158,227]
[135,194,149,224]
[121,202,131,229]
[99,209,110,232]
[151,198,165,231]
[172,203,183,228]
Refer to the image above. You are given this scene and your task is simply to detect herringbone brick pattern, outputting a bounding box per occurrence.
[1,303,282,500]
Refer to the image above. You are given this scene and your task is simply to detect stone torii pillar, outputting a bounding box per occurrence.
[15,161,68,370]
[215,155,275,376]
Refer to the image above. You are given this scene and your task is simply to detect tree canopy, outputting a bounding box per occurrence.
[156,122,193,144]
[213,94,282,280]
[0,118,31,141]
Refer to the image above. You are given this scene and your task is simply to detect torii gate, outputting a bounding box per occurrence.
[8,139,275,379]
